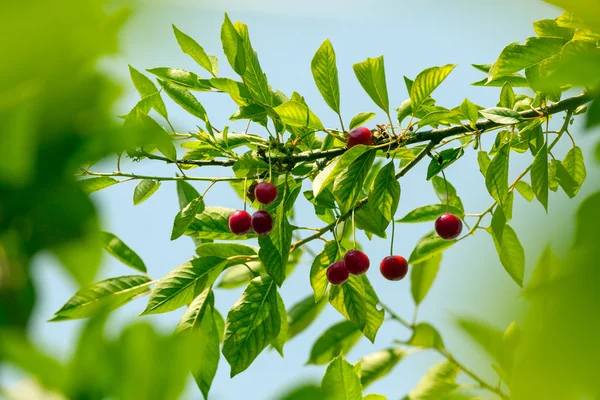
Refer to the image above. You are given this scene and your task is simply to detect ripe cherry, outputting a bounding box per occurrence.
[229,210,252,235]
[346,126,373,149]
[326,261,349,285]
[251,210,273,236]
[435,213,463,240]
[254,182,278,205]
[380,255,409,281]
[344,250,370,275]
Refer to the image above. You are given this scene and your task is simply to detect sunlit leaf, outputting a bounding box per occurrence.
[360,348,407,388]
[171,196,206,240]
[79,177,118,194]
[353,56,390,113]
[410,64,456,113]
[426,147,464,180]
[409,235,456,265]
[490,224,525,287]
[133,179,161,206]
[397,204,463,224]
[411,253,442,305]
[407,360,459,400]
[531,143,549,211]
[308,320,362,365]
[311,39,341,114]
[173,25,217,77]
[101,232,147,273]
[321,354,363,400]
[350,112,376,130]
[310,241,340,302]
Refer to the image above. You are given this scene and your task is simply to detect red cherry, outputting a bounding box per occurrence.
[326,261,349,285]
[343,250,370,275]
[435,213,463,240]
[229,210,252,235]
[254,182,278,205]
[380,255,408,281]
[346,126,373,149]
[251,210,273,236]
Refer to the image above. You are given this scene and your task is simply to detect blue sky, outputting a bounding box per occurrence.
[9,1,600,399]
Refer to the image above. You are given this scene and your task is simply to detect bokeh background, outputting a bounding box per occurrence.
[2,0,599,399]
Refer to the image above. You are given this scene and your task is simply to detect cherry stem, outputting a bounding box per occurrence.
[243,177,247,212]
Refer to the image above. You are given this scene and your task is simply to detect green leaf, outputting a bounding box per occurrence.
[274,100,324,131]
[431,177,464,212]
[406,323,445,350]
[177,180,200,209]
[234,21,271,105]
[363,162,400,233]
[407,361,459,399]
[321,354,363,400]
[418,110,461,128]
[460,98,479,127]
[271,293,288,356]
[313,145,369,197]
[531,143,549,211]
[174,289,220,399]
[360,348,407,388]
[223,275,280,377]
[525,245,560,293]
[490,224,525,287]
[361,275,385,342]
[101,231,147,273]
[129,65,168,119]
[562,146,586,195]
[456,317,504,366]
[196,242,257,258]
[426,147,464,180]
[329,275,367,331]
[353,56,390,113]
[173,25,217,77]
[171,196,206,240]
[147,67,212,91]
[310,241,340,302]
[210,78,253,106]
[499,82,515,109]
[480,107,522,124]
[217,261,262,289]
[533,19,575,40]
[491,207,507,242]
[333,149,377,214]
[409,235,456,265]
[232,152,269,178]
[489,37,567,80]
[159,79,207,121]
[397,99,412,124]
[308,320,362,365]
[288,295,327,340]
[221,13,246,75]
[311,39,341,114]
[411,253,442,305]
[78,177,118,194]
[410,64,456,113]
[51,275,152,321]
[485,143,510,212]
[126,108,177,161]
[397,204,463,224]
[554,160,579,198]
[133,179,161,206]
[350,112,376,130]
[188,206,256,240]
[515,180,535,202]
[230,104,267,121]
[477,151,491,177]
[364,395,386,400]
[142,257,227,315]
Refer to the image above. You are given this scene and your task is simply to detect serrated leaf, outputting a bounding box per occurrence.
[288,295,327,340]
[79,177,118,194]
[418,110,461,128]
[397,99,412,124]
[361,276,384,342]
[126,108,177,161]
[271,293,288,357]
[397,205,463,224]
[173,25,217,77]
[460,98,479,127]
[188,207,256,240]
[310,241,340,302]
[210,78,253,106]
[274,100,324,131]
[562,146,586,195]
[426,147,464,180]
[362,162,400,233]
[311,39,341,114]
[101,232,147,273]
[480,107,522,124]
[177,180,200,209]
[353,56,389,112]
[51,275,152,320]
[159,80,208,121]
[322,354,363,400]
[406,323,445,349]
[129,65,168,119]
[350,112,376,130]
[485,143,510,211]
[221,13,246,75]
[333,149,377,214]
[531,143,549,211]
[489,37,567,80]
[554,160,579,198]
[235,21,271,105]
[515,180,534,201]
[142,257,226,315]
[133,179,161,206]
[477,150,491,177]
[147,67,212,91]
[407,360,459,400]
[431,177,464,212]
[222,275,280,377]
[329,275,367,331]
[171,196,206,240]
[533,19,575,40]
[499,82,515,109]
[313,145,369,197]
[308,320,362,365]
[196,242,257,258]
[410,64,456,113]
[411,253,442,305]
[360,348,407,388]
[232,152,269,178]
[491,224,525,287]
[409,235,456,265]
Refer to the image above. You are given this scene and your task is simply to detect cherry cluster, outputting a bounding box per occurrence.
[228,182,278,236]
[325,127,464,285]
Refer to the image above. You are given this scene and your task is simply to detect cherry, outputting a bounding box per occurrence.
[435,213,463,240]
[229,210,252,235]
[254,182,278,205]
[380,255,408,281]
[343,250,370,275]
[251,210,273,236]
[346,126,373,149]
[326,261,349,285]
